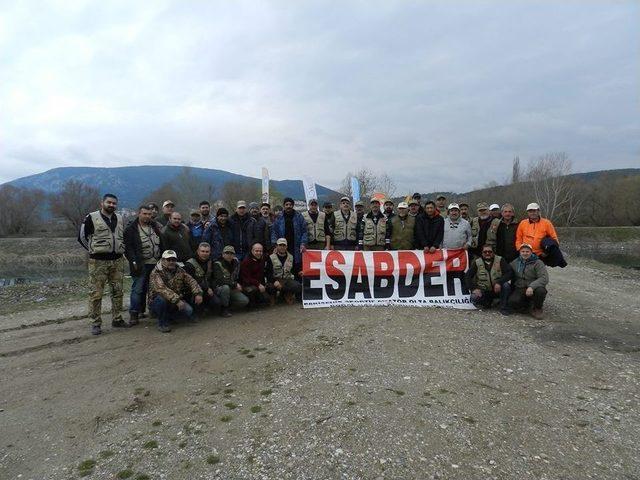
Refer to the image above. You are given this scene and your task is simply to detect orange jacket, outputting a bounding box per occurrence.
[515,217,558,255]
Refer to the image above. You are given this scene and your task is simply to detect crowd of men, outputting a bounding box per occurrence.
[78,191,566,335]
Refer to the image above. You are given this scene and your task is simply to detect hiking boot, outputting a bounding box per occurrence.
[284,292,295,305]
[220,308,233,318]
[158,324,172,333]
[129,312,139,326]
[91,325,102,335]
[531,308,544,320]
[112,319,130,328]
[499,308,511,316]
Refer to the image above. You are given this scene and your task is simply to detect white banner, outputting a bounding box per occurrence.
[302,249,473,309]
[302,176,318,205]
[261,167,269,204]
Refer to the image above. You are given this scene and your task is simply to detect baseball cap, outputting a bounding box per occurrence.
[190,209,201,216]
[162,200,174,208]
[448,203,460,210]
[489,203,500,210]
[519,243,533,251]
[323,202,333,208]
[162,250,178,259]
[223,245,235,254]
[370,198,380,204]
[237,200,247,208]
[477,202,489,210]
[355,200,364,207]
[398,202,409,209]
[249,202,259,209]
[383,199,394,205]
[276,238,288,246]
[408,199,419,206]
[527,202,541,210]
[437,194,446,200]
[308,198,318,205]
[340,196,351,203]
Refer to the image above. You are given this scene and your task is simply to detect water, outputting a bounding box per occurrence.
[0,267,86,287]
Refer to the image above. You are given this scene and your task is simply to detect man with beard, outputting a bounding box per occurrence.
[359,198,388,251]
[161,212,192,262]
[229,200,257,261]
[212,246,249,316]
[124,204,163,325]
[203,207,234,260]
[470,202,499,257]
[184,242,220,317]
[493,203,519,262]
[465,244,513,315]
[158,200,175,226]
[388,202,415,250]
[199,201,213,228]
[271,197,308,271]
[435,195,448,218]
[408,198,422,218]
[148,250,203,333]
[78,193,129,335]
[383,199,395,220]
[250,202,271,253]
[329,196,359,250]
[265,238,302,304]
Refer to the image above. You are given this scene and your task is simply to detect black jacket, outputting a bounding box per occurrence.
[123,220,163,275]
[495,220,519,263]
[229,213,256,257]
[414,214,444,249]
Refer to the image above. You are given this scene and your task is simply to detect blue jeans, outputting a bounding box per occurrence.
[150,296,194,327]
[129,263,155,314]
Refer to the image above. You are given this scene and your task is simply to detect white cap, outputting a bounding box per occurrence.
[527,202,540,210]
[276,237,288,245]
[489,203,500,210]
[162,250,177,259]
[448,203,460,210]
[397,202,409,209]
[162,200,174,208]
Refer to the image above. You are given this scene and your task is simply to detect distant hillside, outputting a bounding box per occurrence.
[5,166,342,207]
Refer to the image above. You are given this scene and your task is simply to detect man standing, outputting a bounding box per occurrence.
[459,202,470,221]
[470,202,498,257]
[212,246,249,316]
[250,202,271,253]
[414,201,444,252]
[148,250,203,333]
[493,204,519,262]
[323,202,335,222]
[330,196,358,250]
[161,212,192,262]
[203,207,234,260]
[158,200,175,226]
[184,242,219,317]
[266,238,302,304]
[508,243,549,319]
[515,203,565,267]
[435,195,448,218]
[383,199,395,220]
[408,198,422,218]
[124,204,163,325]
[302,199,331,250]
[359,198,387,251]
[271,197,308,271]
[489,204,502,219]
[240,242,271,306]
[187,210,205,252]
[78,193,128,335]
[260,203,275,253]
[229,200,257,261]
[465,244,513,314]
[388,202,416,250]
[199,201,213,228]
[441,203,472,250]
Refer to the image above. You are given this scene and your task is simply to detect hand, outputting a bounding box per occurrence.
[177,300,187,310]
[493,283,501,294]
[324,243,331,250]
[274,280,282,290]
[300,245,307,253]
[207,288,214,296]
[258,284,266,293]
[298,271,304,277]
[526,287,534,297]
[236,283,242,291]
[473,289,482,297]
[194,295,203,305]
[429,246,436,253]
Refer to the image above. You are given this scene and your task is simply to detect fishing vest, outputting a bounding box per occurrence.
[214,260,235,286]
[363,214,387,247]
[270,252,294,280]
[138,224,160,263]
[333,211,358,242]
[88,211,124,255]
[474,256,503,291]
[302,211,326,243]
[390,215,415,250]
[471,217,501,248]
[186,258,210,284]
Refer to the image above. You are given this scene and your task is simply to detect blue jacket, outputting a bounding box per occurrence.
[203,219,234,260]
[271,211,308,265]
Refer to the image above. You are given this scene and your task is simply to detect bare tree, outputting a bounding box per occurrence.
[50,180,100,229]
[219,180,261,210]
[511,156,521,184]
[377,173,397,198]
[339,168,396,199]
[0,185,45,236]
[143,167,216,213]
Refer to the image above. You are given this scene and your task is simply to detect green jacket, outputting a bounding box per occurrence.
[509,256,549,290]
[389,214,415,250]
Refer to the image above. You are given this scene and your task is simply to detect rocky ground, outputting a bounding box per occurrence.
[0,259,639,480]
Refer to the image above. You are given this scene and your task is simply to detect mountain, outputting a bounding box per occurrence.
[5,166,343,207]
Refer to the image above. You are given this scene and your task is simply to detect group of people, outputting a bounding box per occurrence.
[78,191,565,334]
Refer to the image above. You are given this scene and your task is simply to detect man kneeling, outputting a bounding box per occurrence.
[508,243,549,319]
[465,244,513,315]
[240,243,271,307]
[184,242,220,317]
[266,238,302,304]
[212,246,249,317]
[148,250,203,332]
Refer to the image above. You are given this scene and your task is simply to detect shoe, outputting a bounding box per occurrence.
[158,324,172,333]
[531,308,544,320]
[91,325,102,335]
[112,319,130,328]
[139,312,148,319]
[499,309,511,316]
[129,312,139,326]
[220,308,232,318]
[284,293,295,305]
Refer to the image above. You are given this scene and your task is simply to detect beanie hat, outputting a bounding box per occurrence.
[216,207,229,216]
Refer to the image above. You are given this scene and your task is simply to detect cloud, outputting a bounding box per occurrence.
[1,0,639,193]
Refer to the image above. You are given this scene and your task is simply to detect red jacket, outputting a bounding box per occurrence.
[239,255,266,287]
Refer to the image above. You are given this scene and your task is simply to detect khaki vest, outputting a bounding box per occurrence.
[270,252,294,280]
[333,211,357,242]
[363,215,387,247]
[186,258,209,284]
[390,215,415,250]
[214,260,234,285]
[474,256,503,290]
[471,217,500,248]
[138,224,160,263]
[302,211,326,243]
[89,211,124,255]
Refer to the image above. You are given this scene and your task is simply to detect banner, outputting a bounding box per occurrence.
[302,248,473,309]
[261,167,269,204]
[302,176,318,205]
[350,176,360,204]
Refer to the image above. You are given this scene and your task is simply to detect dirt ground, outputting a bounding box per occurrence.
[1,259,639,480]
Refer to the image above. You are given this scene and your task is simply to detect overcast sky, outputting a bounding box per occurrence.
[1,0,639,193]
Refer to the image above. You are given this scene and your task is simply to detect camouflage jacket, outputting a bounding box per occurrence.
[148,262,203,305]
